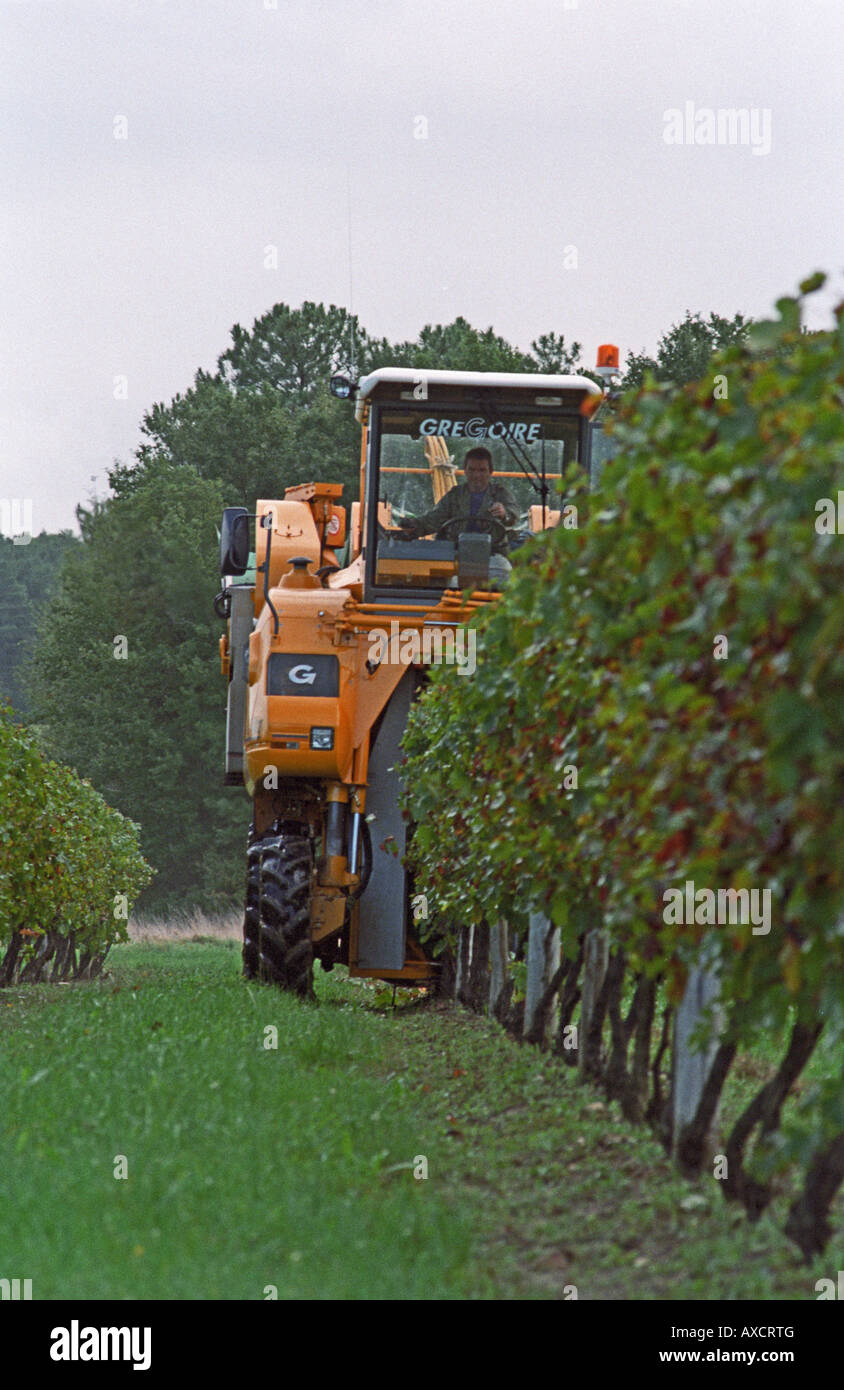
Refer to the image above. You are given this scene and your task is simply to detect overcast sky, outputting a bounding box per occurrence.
[2,0,842,536]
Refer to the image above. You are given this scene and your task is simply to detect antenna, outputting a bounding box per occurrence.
[346,163,356,380]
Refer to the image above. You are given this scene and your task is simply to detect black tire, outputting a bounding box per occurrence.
[243,831,314,997]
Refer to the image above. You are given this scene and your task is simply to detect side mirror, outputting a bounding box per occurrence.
[220,507,250,576]
[329,374,355,399]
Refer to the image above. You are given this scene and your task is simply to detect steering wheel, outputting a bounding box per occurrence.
[435,516,507,546]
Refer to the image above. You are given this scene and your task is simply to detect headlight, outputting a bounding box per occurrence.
[310,727,334,750]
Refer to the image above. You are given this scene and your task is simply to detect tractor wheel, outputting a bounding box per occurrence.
[243,831,314,997]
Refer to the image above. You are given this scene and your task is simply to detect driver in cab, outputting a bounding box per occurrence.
[396,446,518,555]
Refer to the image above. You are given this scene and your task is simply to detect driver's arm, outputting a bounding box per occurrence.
[398,490,457,537]
[487,482,519,528]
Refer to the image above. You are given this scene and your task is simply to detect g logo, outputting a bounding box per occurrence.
[267,653,339,697]
[289,664,317,685]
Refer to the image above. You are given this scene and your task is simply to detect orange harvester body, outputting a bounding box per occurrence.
[217,364,610,994]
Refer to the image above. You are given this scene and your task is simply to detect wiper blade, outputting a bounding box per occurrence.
[470,393,558,524]
[469,394,542,491]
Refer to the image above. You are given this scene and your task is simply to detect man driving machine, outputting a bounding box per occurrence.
[396,446,519,554]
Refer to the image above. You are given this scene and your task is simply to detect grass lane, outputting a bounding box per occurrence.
[368,995,840,1300]
[0,941,476,1299]
[1,940,838,1299]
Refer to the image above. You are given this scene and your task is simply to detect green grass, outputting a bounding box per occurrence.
[367,997,842,1300]
[0,941,839,1300]
[0,942,476,1299]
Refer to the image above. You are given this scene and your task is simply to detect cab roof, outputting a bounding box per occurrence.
[354,366,602,421]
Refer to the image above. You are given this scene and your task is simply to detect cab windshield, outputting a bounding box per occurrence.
[370,404,583,591]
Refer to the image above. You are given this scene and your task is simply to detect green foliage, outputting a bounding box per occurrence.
[28,461,245,913]
[218,300,363,400]
[529,331,584,374]
[403,276,843,1188]
[382,316,582,374]
[0,532,79,716]
[0,706,151,976]
[624,310,750,390]
[114,371,362,510]
[110,303,374,507]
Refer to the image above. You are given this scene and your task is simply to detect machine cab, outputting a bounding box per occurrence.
[349,368,604,603]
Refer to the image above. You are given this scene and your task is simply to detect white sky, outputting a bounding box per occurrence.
[2,0,842,535]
